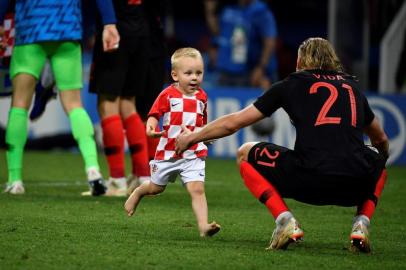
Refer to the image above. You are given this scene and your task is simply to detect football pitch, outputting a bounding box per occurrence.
[0,150,405,270]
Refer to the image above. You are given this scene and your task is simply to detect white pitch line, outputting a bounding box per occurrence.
[23,181,87,187]
[20,180,232,187]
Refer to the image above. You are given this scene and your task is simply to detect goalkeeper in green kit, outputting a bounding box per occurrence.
[0,0,120,195]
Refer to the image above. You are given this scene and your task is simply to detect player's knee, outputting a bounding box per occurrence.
[236,142,257,165]
[119,98,136,119]
[119,107,136,120]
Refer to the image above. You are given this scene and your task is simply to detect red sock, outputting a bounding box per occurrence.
[357,169,387,219]
[147,126,160,160]
[124,113,150,177]
[239,161,289,219]
[101,115,125,178]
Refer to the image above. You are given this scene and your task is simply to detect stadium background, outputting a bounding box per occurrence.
[0,1,405,268]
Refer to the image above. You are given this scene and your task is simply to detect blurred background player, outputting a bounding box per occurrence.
[135,0,167,164]
[0,2,14,97]
[0,0,120,195]
[125,48,221,237]
[204,0,278,136]
[89,0,166,197]
[204,0,278,89]
[176,38,389,252]
[29,60,57,121]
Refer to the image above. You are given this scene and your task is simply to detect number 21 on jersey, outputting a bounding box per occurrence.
[309,82,357,127]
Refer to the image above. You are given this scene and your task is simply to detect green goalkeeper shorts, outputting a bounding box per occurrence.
[10,41,83,91]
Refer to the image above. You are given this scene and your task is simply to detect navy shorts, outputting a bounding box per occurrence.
[89,36,149,98]
[247,142,386,206]
[135,54,165,119]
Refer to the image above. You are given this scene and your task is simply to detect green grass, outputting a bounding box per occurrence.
[0,150,405,269]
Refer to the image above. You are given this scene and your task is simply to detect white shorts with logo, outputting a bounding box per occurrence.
[149,158,206,186]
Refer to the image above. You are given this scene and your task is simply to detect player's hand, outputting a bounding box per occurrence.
[102,24,120,52]
[175,125,193,155]
[146,125,165,138]
[250,66,264,87]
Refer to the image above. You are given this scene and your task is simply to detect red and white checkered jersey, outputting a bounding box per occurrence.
[0,13,15,57]
[148,84,208,160]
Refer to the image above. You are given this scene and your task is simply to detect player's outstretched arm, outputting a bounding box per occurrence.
[364,117,389,159]
[176,105,264,154]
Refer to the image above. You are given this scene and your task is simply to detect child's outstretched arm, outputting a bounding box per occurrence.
[146,116,165,138]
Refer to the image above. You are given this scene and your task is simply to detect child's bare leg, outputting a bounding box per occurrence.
[124,181,165,217]
[186,181,221,237]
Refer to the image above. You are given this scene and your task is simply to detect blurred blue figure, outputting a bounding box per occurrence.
[205,0,278,90]
[29,61,56,121]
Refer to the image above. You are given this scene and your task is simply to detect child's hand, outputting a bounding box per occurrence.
[146,125,165,138]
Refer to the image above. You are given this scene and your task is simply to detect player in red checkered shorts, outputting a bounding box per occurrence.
[124,47,221,237]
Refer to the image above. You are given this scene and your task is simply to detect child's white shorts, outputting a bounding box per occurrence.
[149,158,206,186]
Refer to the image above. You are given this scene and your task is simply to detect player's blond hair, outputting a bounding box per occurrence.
[171,47,203,70]
[297,37,343,72]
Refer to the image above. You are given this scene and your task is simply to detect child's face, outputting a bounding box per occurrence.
[171,56,204,95]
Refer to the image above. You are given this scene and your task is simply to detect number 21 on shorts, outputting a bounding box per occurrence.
[255,147,280,168]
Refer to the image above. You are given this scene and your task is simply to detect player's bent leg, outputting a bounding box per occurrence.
[239,161,303,249]
[239,161,289,219]
[236,142,259,165]
[356,169,387,220]
[350,169,387,253]
[124,181,165,216]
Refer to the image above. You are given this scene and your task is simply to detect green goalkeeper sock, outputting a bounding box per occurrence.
[6,108,28,183]
[68,108,100,172]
